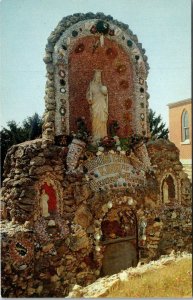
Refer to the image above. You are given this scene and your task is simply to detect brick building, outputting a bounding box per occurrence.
[168,99,192,181]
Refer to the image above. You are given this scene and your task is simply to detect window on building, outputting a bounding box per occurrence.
[182,110,189,141]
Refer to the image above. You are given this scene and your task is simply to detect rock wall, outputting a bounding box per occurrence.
[42,12,150,141]
[1,139,66,223]
[1,137,192,297]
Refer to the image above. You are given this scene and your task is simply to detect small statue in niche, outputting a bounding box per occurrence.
[163,181,169,203]
[86,70,108,141]
[40,182,57,214]
[40,188,50,217]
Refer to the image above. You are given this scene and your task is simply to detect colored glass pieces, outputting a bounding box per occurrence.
[90,21,114,36]
[127,40,133,47]
[90,25,97,34]
[140,113,145,120]
[140,102,144,108]
[60,79,66,86]
[109,29,115,36]
[59,70,65,77]
[59,107,66,116]
[62,44,67,50]
[139,78,144,85]
[72,30,78,37]
[60,98,66,104]
[140,87,144,93]
[60,88,66,93]
[16,242,27,256]
[96,20,109,34]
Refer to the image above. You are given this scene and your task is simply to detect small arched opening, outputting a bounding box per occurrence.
[100,207,138,276]
[161,174,176,204]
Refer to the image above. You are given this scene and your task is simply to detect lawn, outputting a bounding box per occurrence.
[107,258,192,298]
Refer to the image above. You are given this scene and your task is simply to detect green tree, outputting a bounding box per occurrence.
[1,113,42,181]
[148,109,169,140]
[23,113,43,140]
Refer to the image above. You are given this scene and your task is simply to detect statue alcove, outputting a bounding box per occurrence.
[47,17,150,143]
[68,36,134,138]
[162,174,176,204]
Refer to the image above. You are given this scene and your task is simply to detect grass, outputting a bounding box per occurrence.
[107,258,192,298]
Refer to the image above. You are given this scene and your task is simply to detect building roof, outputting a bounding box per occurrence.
[167,98,191,108]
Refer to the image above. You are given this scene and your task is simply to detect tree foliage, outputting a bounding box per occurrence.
[22,113,42,140]
[148,109,169,140]
[1,113,42,181]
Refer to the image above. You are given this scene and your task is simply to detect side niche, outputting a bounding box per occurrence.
[35,174,63,219]
[161,174,177,204]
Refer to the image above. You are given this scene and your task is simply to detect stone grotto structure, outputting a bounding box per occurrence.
[1,12,192,297]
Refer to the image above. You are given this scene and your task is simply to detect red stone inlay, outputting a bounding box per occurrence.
[105,47,118,59]
[116,64,127,74]
[75,43,85,53]
[68,36,134,138]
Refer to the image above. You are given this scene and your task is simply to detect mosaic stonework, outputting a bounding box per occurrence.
[42,13,149,143]
[0,12,192,298]
[66,138,86,172]
[84,152,146,191]
[9,234,33,270]
[1,137,192,297]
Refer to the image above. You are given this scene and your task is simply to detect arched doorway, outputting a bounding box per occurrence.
[100,207,138,276]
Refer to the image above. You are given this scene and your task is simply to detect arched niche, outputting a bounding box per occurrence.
[161,173,177,204]
[42,13,150,142]
[35,174,63,219]
[68,36,134,137]
[100,206,138,275]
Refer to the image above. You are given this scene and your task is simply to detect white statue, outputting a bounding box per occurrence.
[86,70,108,141]
[163,181,169,203]
[40,189,50,217]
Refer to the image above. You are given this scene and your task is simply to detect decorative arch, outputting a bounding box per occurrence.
[100,205,138,275]
[35,173,63,219]
[42,13,149,143]
[89,193,139,276]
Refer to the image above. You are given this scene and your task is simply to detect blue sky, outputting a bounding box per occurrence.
[0,0,191,128]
